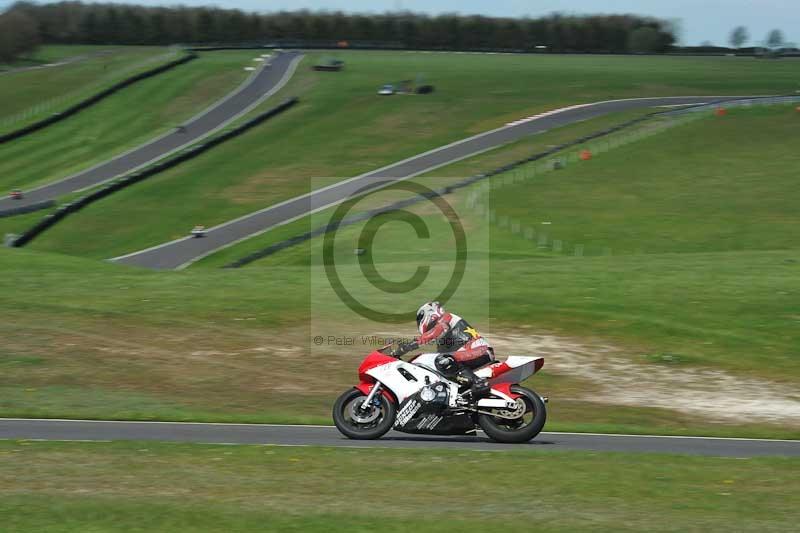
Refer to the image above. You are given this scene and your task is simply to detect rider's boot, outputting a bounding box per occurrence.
[455,367,490,400]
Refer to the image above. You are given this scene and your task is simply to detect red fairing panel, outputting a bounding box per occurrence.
[358,352,397,381]
[491,383,521,399]
[484,362,512,379]
[356,351,399,404]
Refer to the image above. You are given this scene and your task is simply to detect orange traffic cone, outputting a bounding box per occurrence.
[580,149,592,161]
[715,108,728,116]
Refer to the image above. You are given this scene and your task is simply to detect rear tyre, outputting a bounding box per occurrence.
[478,385,546,443]
[332,388,396,440]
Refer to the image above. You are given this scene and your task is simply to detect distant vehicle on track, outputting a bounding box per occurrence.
[9,189,23,200]
[313,57,344,71]
[191,225,207,238]
[377,84,395,95]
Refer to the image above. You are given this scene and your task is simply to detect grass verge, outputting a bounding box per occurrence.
[1,441,798,532]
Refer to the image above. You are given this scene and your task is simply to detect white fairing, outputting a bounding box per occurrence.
[367,354,541,406]
[366,357,459,405]
[410,353,441,372]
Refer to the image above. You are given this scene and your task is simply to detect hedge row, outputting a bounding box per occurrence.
[0,51,198,145]
[222,98,739,268]
[11,97,299,248]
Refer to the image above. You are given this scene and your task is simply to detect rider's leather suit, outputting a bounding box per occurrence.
[417,312,494,369]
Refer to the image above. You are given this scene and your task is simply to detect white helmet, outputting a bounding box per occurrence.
[416,301,444,334]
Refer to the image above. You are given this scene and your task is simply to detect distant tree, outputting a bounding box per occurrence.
[627,26,661,53]
[665,18,684,46]
[729,26,748,49]
[0,9,41,63]
[196,9,215,43]
[766,29,784,49]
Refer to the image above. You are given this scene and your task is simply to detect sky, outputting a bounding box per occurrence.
[1,0,796,46]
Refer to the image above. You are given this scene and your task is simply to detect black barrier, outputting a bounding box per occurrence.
[224,96,771,268]
[0,52,198,145]
[10,98,299,248]
[0,199,56,218]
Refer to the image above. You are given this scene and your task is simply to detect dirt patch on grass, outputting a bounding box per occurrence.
[3,313,798,426]
[489,330,800,425]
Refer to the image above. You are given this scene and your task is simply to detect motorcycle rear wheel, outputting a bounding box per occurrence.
[333,388,396,440]
[478,385,546,443]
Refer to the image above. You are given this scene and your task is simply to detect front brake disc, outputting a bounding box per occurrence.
[350,398,380,424]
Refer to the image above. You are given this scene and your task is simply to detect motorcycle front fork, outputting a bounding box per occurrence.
[360,382,382,410]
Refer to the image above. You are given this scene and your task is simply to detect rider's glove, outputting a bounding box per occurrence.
[390,340,419,357]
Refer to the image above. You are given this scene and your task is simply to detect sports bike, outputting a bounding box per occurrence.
[332,345,547,443]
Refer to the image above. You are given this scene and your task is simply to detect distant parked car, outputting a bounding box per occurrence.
[9,189,23,200]
[191,225,207,238]
[377,84,395,95]
[313,57,345,71]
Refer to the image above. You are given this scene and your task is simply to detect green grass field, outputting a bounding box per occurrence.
[0,50,264,194]
[0,45,177,130]
[0,44,107,69]
[11,50,800,259]
[1,441,798,532]
[487,105,800,256]
[1,241,798,438]
[2,47,799,533]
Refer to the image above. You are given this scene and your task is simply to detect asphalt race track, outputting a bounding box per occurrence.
[113,94,758,269]
[1,419,797,456]
[0,50,303,215]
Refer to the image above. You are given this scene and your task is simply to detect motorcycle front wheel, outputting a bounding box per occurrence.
[478,385,547,443]
[332,388,396,440]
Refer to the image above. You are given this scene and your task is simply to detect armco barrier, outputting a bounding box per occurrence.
[0,199,55,218]
[223,95,800,268]
[10,97,299,248]
[0,52,198,145]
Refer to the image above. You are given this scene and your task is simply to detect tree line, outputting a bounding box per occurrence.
[0,7,41,63]
[1,1,677,62]
[729,25,791,51]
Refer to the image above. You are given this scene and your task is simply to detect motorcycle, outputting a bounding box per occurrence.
[332,345,547,443]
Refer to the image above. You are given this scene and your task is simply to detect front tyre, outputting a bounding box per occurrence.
[478,385,547,443]
[332,388,396,440]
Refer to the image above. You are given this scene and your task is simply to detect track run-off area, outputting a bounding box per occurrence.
[1,419,798,457]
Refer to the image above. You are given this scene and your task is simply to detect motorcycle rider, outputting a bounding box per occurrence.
[392,301,494,399]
